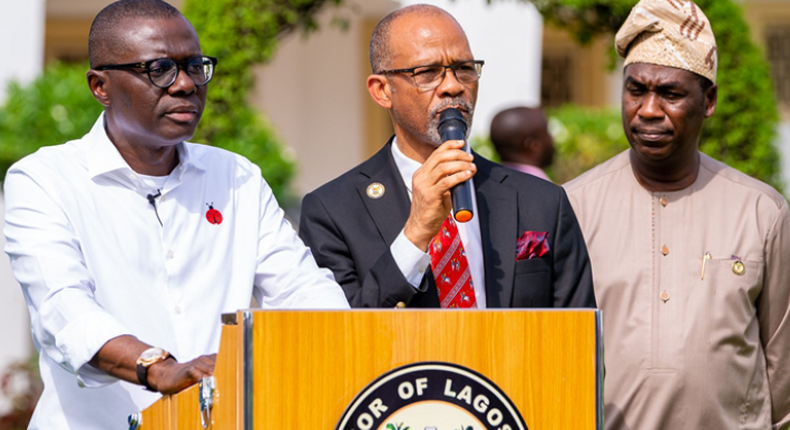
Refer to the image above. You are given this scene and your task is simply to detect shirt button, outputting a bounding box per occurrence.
[660,196,668,207]
[160,194,166,202]
[167,250,174,259]
[661,245,669,256]
[129,173,137,180]
[418,265,426,274]
[175,306,182,314]
[660,291,670,302]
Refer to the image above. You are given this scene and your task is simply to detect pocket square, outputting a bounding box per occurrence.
[516,231,550,261]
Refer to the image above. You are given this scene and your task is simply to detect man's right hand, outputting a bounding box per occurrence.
[147,354,216,395]
[404,139,476,252]
[89,335,216,395]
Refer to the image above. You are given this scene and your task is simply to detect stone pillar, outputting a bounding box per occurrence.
[0,0,45,104]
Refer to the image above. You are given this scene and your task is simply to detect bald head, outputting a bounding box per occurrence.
[490,107,555,168]
[369,4,465,73]
[89,0,184,68]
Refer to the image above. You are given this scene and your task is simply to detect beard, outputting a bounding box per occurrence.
[426,98,475,146]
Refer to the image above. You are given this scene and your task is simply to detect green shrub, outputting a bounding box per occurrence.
[0,62,102,179]
[546,105,629,183]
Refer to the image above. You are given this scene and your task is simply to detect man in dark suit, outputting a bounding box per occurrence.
[299,4,594,309]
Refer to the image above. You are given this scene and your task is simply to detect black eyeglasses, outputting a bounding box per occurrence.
[95,56,218,89]
[377,60,484,90]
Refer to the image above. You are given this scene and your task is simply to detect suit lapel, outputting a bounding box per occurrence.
[356,139,412,245]
[474,156,518,308]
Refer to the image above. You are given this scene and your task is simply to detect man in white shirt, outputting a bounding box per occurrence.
[299,4,594,309]
[3,0,348,428]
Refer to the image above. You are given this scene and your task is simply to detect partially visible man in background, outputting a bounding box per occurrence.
[3,1,348,428]
[564,0,790,428]
[490,106,555,182]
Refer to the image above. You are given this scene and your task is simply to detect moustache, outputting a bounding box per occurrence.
[430,98,474,118]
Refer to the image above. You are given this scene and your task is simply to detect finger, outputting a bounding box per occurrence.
[425,145,473,166]
[436,169,475,191]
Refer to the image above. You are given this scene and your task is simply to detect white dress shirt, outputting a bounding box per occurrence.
[3,114,349,429]
[389,139,487,308]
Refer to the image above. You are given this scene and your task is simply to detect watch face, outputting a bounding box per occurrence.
[141,347,165,360]
[138,347,168,366]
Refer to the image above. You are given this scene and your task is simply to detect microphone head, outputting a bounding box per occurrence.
[438,108,467,142]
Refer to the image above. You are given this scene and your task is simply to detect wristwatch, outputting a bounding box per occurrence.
[136,347,172,392]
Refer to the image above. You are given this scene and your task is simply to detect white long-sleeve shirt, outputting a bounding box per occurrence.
[4,114,349,429]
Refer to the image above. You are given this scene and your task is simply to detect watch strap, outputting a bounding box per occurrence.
[136,363,157,392]
[135,350,175,392]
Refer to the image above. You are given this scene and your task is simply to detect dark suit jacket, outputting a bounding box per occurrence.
[299,139,595,308]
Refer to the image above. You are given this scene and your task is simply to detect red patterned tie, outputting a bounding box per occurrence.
[429,215,477,308]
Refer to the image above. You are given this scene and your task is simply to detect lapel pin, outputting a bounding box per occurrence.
[366,182,385,199]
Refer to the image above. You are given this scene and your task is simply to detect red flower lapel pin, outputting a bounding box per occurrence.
[516,231,550,261]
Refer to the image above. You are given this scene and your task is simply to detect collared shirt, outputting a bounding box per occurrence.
[4,114,349,430]
[502,162,552,183]
[564,150,790,430]
[388,138,487,308]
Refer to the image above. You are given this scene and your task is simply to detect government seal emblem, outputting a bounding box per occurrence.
[336,362,527,430]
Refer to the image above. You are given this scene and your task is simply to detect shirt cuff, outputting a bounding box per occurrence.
[53,309,130,388]
[390,230,431,289]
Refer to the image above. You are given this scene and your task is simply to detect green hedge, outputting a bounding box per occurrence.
[0,63,102,179]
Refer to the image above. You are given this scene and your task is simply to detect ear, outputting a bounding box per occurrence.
[523,137,536,149]
[86,70,111,107]
[704,84,718,118]
[366,74,393,109]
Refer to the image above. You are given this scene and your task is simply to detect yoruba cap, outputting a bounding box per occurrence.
[615,0,717,83]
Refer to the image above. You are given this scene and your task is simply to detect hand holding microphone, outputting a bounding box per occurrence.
[402,108,476,252]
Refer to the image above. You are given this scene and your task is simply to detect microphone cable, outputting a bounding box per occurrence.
[146,190,163,227]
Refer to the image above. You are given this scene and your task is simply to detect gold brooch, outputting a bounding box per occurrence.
[366,182,385,199]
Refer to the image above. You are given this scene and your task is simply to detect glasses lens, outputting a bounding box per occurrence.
[412,65,445,88]
[149,59,178,88]
[452,61,482,84]
[187,56,214,85]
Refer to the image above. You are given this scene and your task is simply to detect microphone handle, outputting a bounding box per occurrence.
[441,126,473,223]
[450,144,473,223]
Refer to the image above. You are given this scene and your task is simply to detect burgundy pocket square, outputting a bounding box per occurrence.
[516,231,550,261]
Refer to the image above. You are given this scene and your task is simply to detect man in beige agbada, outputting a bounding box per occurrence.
[564,0,790,429]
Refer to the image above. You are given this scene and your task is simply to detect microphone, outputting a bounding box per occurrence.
[438,108,473,223]
[146,190,161,207]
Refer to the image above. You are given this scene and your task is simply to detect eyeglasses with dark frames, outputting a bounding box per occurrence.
[377,60,484,90]
[95,56,218,89]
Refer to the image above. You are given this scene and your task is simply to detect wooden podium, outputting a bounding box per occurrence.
[135,309,602,429]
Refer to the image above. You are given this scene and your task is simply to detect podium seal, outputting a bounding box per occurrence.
[336,362,527,430]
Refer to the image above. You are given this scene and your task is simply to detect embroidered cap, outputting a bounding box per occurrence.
[615,0,717,83]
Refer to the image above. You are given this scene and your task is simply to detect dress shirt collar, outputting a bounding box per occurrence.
[502,162,552,182]
[87,112,206,181]
[390,137,421,195]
